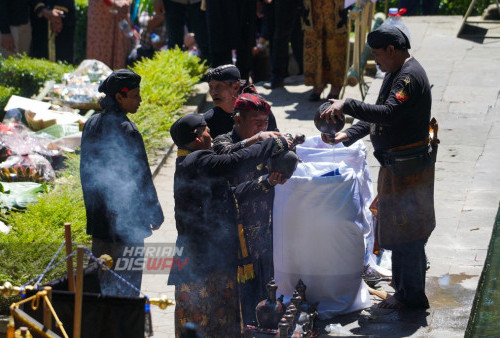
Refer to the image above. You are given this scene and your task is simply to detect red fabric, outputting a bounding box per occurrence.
[234,93,271,115]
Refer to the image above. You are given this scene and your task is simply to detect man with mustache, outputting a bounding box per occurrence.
[203,64,278,138]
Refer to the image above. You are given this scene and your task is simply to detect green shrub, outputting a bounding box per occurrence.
[74,0,89,65]
[0,154,90,293]
[0,86,19,112]
[0,55,74,98]
[0,49,205,315]
[131,48,207,155]
[438,0,491,15]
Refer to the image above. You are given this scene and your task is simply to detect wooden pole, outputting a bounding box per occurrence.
[366,285,388,300]
[43,286,52,330]
[73,246,84,338]
[64,223,75,292]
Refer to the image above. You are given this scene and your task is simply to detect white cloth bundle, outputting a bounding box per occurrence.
[273,136,375,319]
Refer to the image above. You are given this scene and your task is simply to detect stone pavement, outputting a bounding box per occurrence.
[142,15,500,337]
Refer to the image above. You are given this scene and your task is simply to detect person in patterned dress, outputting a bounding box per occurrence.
[302,0,348,101]
[86,0,133,69]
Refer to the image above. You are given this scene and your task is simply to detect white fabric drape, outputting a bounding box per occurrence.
[273,136,375,319]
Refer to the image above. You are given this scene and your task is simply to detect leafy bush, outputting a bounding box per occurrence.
[74,0,89,65]
[0,86,19,112]
[131,48,207,155]
[0,49,205,315]
[0,154,90,298]
[0,55,74,98]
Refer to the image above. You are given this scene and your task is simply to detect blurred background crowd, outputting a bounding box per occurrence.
[0,0,449,99]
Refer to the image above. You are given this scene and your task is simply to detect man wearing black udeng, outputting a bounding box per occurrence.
[202,64,278,138]
[321,24,437,310]
[168,113,290,336]
[212,93,283,325]
[80,69,164,296]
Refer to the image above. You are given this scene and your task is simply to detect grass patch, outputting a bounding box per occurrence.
[0,154,90,292]
[0,85,20,113]
[0,50,206,314]
[0,55,74,98]
[465,203,500,336]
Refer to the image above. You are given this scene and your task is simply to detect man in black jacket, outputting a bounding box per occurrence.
[203,64,278,138]
[212,93,285,325]
[30,0,75,63]
[321,24,436,310]
[80,69,164,296]
[168,113,289,336]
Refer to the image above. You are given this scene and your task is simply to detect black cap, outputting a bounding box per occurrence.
[170,113,207,147]
[202,64,241,82]
[98,69,141,96]
[367,24,411,50]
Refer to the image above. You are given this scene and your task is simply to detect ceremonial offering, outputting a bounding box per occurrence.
[313,101,345,135]
[255,279,285,329]
[268,151,299,179]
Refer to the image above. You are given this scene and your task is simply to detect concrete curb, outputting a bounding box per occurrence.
[150,82,208,179]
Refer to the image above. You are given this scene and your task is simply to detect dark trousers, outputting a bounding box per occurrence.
[31,22,75,64]
[206,0,256,80]
[92,238,144,297]
[268,0,303,81]
[163,0,209,61]
[387,238,430,308]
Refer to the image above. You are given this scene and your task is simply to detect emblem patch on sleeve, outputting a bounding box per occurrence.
[396,90,409,102]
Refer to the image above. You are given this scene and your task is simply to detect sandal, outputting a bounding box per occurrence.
[326,93,339,100]
[377,296,406,310]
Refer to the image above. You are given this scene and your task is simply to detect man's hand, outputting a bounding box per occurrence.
[320,98,345,124]
[268,172,287,186]
[1,33,15,52]
[42,8,64,35]
[151,40,164,50]
[245,131,281,147]
[147,13,164,31]
[321,132,349,145]
[112,0,131,16]
[257,131,281,141]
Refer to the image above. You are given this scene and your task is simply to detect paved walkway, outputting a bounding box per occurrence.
[142,15,500,337]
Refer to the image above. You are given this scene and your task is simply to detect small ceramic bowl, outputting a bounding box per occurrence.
[313,101,345,135]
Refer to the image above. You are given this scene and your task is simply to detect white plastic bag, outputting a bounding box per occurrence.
[273,136,375,319]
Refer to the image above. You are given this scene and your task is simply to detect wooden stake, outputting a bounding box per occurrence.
[64,223,75,292]
[73,245,84,338]
[367,285,388,300]
[43,286,52,330]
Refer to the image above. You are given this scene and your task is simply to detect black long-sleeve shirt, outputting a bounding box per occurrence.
[0,0,30,34]
[343,57,432,151]
[168,136,288,284]
[80,110,164,243]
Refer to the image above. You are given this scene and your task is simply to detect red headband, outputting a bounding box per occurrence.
[234,93,271,115]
